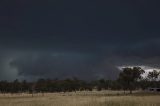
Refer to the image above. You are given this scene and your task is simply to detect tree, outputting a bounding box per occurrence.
[147,70,160,81]
[35,78,47,96]
[118,67,145,94]
[21,80,30,92]
[12,79,21,93]
[147,70,160,88]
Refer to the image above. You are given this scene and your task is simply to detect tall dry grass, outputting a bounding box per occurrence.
[0,91,159,106]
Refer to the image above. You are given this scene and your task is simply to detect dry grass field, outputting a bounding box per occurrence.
[0,91,160,106]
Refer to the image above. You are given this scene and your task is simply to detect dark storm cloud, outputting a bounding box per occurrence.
[1,0,160,36]
[9,52,112,80]
[0,0,160,80]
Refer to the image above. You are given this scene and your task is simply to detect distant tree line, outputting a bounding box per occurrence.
[0,67,160,94]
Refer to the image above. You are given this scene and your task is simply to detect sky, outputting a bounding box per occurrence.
[0,0,160,81]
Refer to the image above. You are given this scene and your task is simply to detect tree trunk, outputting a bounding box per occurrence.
[129,89,132,94]
[123,90,125,94]
[32,91,34,97]
[42,92,44,96]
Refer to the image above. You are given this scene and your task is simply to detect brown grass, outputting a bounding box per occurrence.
[0,91,159,106]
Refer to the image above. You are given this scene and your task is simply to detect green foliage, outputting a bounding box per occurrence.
[147,70,160,81]
[118,67,145,93]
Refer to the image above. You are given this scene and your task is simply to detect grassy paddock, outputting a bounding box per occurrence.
[0,91,159,106]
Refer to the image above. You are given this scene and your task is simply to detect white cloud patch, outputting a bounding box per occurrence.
[117,65,160,78]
